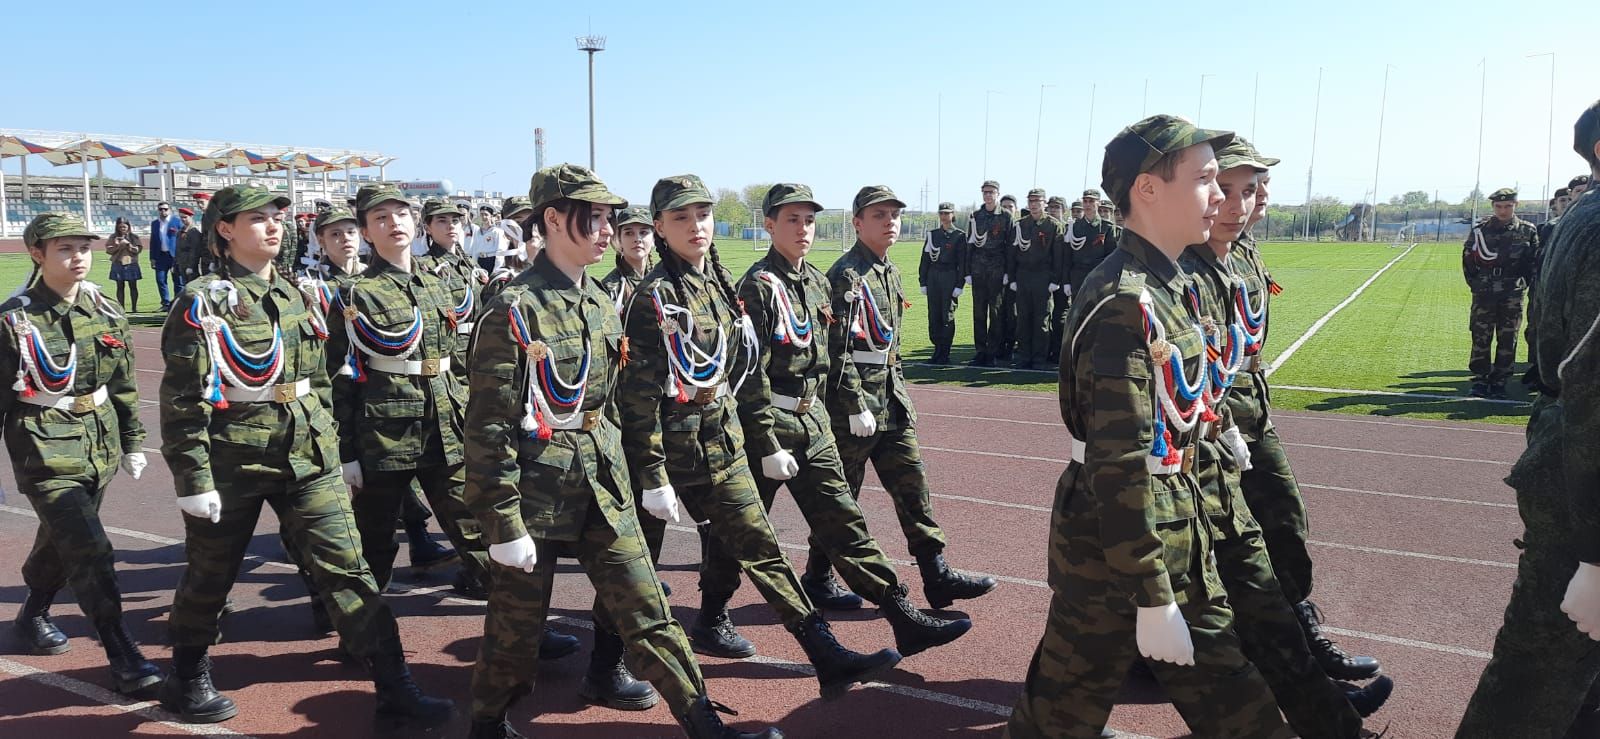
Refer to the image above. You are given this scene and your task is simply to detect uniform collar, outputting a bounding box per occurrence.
[762,247,806,279]
[225,259,276,298]
[1119,229,1186,290]
[26,282,97,319]
[613,252,649,279]
[849,240,888,270]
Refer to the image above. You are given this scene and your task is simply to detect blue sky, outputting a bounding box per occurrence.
[5,0,1597,210]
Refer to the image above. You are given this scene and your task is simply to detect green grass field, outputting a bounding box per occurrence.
[11,234,1527,425]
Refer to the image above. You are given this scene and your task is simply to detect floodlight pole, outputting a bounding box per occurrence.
[1472,57,1486,223]
[577,35,607,171]
[1371,64,1392,241]
[983,90,999,181]
[1528,52,1555,220]
[1304,67,1322,240]
[1197,74,1213,125]
[1033,84,1055,187]
[1082,83,1096,190]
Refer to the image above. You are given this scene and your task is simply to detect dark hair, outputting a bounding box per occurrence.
[1115,148,1186,217]
[653,215,743,320]
[532,198,596,241]
[157,201,171,209]
[212,211,311,317]
[1575,101,1600,170]
[114,217,130,235]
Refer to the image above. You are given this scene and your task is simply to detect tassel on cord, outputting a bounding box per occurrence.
[619,336,630,367]
[1151,416,1170,459]
[12,372,24,392]
[521,403,538,433]
[1162,430,1181,466]
[534,406,552,441]
[1267,279,1283,296]
[1199,399,1219,424]
[18,377,34,399]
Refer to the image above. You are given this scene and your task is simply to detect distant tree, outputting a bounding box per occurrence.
[713,188,749,228]
[1461,187,1484,206]
[741,183,773,215]
[1388,190,1430,207]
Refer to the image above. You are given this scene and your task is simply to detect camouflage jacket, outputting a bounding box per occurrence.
[599,254,650,315]
[618,248,749,491]
[918,227,968,287]
[825,241,917,431]
[0,283,143,492]
[159,263,338,497]
[1059,229,1207,608]
[1008,213,1065,287]
[418,243,487,381]
[175,225,208,279]
[966,206,1015,277]
[1067,216,1122,294]
[735,248,837,460]
[1178,244,1253,531]
[271,217,303,276]
[1463,216,1538,294]
[463,253,631,544]
[327,252,466,471]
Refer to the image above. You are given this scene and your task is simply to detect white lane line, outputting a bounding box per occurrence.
[1266,243,1416,377]
[1283,442,1511,466]
[1272,412,1522,436]
[1274,384,1526,407]
[1309,540,1515,569]
[919,446,1067,465]
[1321,627,1492,661]
[1300,483,1516,510]
[923,412,1057,427]
[0,655,254,736]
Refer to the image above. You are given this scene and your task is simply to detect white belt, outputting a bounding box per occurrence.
[1070,437,1193,474]
[851,349,893,366]
[366,355,451,377]
[675,382,727,405]
[222,378,312,404]
[456,321,475,336]
[19,385,108,413]
[548,409,603,431]
[1070,438,1086,463]
[773,393,818,414]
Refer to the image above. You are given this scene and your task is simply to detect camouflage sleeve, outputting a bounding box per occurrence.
[617,281,671,490]
[1560,222,1600,563]
[826,268,866,416]
[0,314,17,425]
[734,274,781,459]
[1082,293,1174,608]
[107,314,145,453]
[918,233,932,288]
[326,287,359,463]
[1525,226,1542,281]
[158,292,216,497]
[462,294,530,545]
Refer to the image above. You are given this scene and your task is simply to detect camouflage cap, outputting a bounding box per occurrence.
[421,198,466,221]
[1214,137,1272,173]
[205,184,293,224]
[527,163,627,216]
[500,196,534,219]
[852,185,907,215]
[981,180,1000,191]
[1046,196,1066,207]
[1488,187,1518,202]
[1555,187,1571,199]
[1027,188,1047,200]
[1081,188,1103,200]
[23,212,99,249]
[938,201,956,213]
[1070,201,1084,210]
[1101,114,1235,206]
[650,174,712,217]
[1240,137,1281,167]
[762,183,824,217]
[313,206,357,233]
[354,183,409,216]
[613,205,652,228]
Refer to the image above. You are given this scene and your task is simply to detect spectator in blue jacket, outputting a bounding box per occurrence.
[148,201,181,310]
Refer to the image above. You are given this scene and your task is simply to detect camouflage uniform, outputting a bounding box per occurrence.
[1463,193,1539,389]
[966,188,1015,362]
[597,218,663,563]
[917,205,967,363]
[1007,193,1065,367]
[1008,118,1288,739]
[1066,191,1121,296]
[417,198,490,386]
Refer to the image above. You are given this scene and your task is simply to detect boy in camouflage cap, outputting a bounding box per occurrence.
[1463,187,1539,398]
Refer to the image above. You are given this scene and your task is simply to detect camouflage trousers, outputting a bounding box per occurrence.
[1005,465,1290,739]
[400,482,433,525]
[1458,404,1600,737]
[589,478,668,621]
[1014,279,1054,365]
[970,264,1006,358]
[1048,291,1069,363]
[279,480,434,606]
[19,480,126,630]
[1468,291,1525,384]
[1239,425,1314,603]
[169,468,399,656]
[472,499,704,721]
[829,411,948,558]
[702,426,898,605]
[351,462,488,591]
[924,267,962,354]
[677,462,815,629]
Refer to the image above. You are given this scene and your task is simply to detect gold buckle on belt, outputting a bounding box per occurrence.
[794,396,815,414]
[1181,447,1196,474]
[581,409,601,431]
[693,386,718,405]
[273,383,297,404]
[71,394,95,413]
[419,358,441,377]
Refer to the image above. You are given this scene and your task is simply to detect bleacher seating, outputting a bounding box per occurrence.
[4,199,167,236]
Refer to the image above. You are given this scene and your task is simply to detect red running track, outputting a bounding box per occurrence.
[0,325,1524,738]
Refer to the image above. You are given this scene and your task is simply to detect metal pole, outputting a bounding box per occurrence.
[1371,64,1391,241]
[1251,72,1260,140]
[1473,57,1486,223]
[937,93,942,204]
[1142,78,1149,118]
[1,165,8,238]
[1529,52,1555,220]
[20,156,28,200]
[1082,83,1096,190]
[983,90,996,181]
[1033,84,1054,187]
[1198,74,1213,125]
[1304,67,1322,240]
[586,51,596,170]
[82,160,92,225]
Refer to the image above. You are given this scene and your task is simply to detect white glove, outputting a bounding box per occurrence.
[1009,281,1019,291]
[1220,426,1253,471]
[489,534,539,573]
[177,491,223,524]
[761,450,800,481]
[1062,284,1073,297]
[964,275,972,286]
[1136,603,1195,665]
[641,485,681,523]
[341,461,364,492]
[1001,273,1009,285]
[121,452,148,480]
[848,410,877,437]
[952,287,963,298]
[920,286,927,295]
[1563,562,1600,640]
[1048,283,1059,293]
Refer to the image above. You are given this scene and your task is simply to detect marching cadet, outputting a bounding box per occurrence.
[619,174,900,698]
[5,213,162,696]
[1007,188,1064,369]
[1180,141,1391,738]
[719,182,971,655]
[418,199,490,383]
[1462,188,1539,399]
[159,185,451,724]
[821,185,997,611]
[1046,195,1071,364]
[463,164,780,739]
[1006,115,1289,739]
[998,194,1021,360]
[1065,188,1120,299]
[482,197,535,305]
[1046,196,1067,222]
[917,201,967,364]
[966,180,1014,367]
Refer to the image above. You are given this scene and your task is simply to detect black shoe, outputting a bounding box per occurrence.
[791,612,900,700]
[1468,382,1489,398]
[160,303,173,312]
[801,550,862,611]
[879,583,971,658]
[1294,600,1381,680]
[968,354,992,367]
[1488,384,1509,400]
[451,571,489,601]
[539,627,581,660]
[579,626,660,710]
[367,636,454,724]
[467,718,526,739]
[1345,674,1394,718]
[405,520,458,570]
[14,589,69,655]
[676,695,784,738]
[159,647,238,724]
[1014,360,1035,370]
[661,580,673,597]
[690,594,756,659]
[916,552,998,609]
[308,596,333,634]
[101,621,163,696]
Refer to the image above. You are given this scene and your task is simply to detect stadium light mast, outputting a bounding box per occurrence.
[1370,64,1393,242]
[1082,83,1096,190]
[1304,67,1322,240]
[1472,58,1487,223]
[576,34,606,171]
[1197,73,1214,125]
[1033,84,1055,187]
[1528,52,1555,220]
[983,90,1000,181]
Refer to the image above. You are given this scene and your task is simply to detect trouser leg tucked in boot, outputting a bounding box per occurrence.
[690,589,755,659]
[800,547,862,611]
[677,695,785,739]
[1294,600,1380,680]
[367,635,454,724]
[159,646,238,724]
[579,623,660,710]
[878,583,972,657]
[790,612,901,700]
[916,551,997,609]
[101,620,163,695]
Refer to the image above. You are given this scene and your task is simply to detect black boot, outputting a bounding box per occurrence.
[467,717,525,738]
[690,592,755,659]
[676,695,784,739]
[879,583,971,658]
[539,626,581,660]
[101,621,163,695]
[790,612,901,700]
[916,551,998,609]
[159,646,238,723]
[1294,600,1381,680]
[404,519,457,570]
[308,595,333,634]
[800,549,862,611]
[367,637,454,724]
[579,626,659,710]
[1345,674,1394,718]
[13,589,69,655]
[452,570,489,601]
